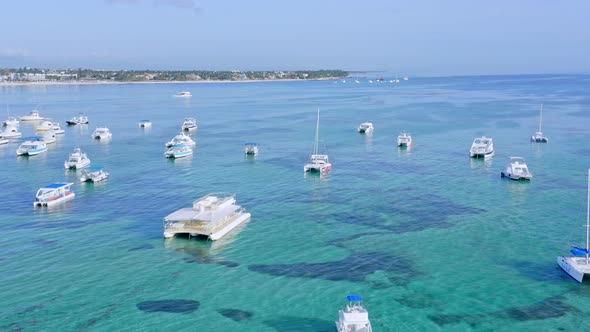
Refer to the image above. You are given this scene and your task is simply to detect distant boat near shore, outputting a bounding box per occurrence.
[174,91,192,98]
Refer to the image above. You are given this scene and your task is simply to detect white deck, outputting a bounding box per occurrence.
[557,256,590,282]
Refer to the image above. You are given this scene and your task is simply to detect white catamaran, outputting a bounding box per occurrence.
[531,104,548,143]
[304,109,332,173]
[557,169,590,283]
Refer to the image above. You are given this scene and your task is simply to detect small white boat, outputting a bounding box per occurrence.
[16,136,48,156]
[138,120,152,128]
[304,109,332,173]
[531,104,548,143]
[557,169,590,283]
[64,147,91,169]
[397,132,413,147]
[34,183,75,207]
[35,120,54,131]
[52,122,65,134]
[244,143,259,155]
[335,295,372,332]
[42,131,57,144]
[80,166,109,182]
[0,138,8,145]
[470,136,494,159]
[0,124,22,138]
[19,110,44,121]
[2,117,19,128]
[165,144,193,159]
[368,80,373,84]
[92,127,112,140]
[357,122,374,134]
[355,80,360,84]
[165,132,196,148]
[66,113,89,125]
[403,76,409,81]
[174,91,192,98]
[164,193,251,240]
[501,157,532,181]
[181,118,198,131]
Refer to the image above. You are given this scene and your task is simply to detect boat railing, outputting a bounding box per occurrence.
[192,193,236,210]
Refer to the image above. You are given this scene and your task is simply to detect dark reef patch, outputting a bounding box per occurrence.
[264,316,333,332]
[218,308,254,321]
[86,304,116,328]
[396,292,442,309]
[128,244,155,251]
[137,300,200,314]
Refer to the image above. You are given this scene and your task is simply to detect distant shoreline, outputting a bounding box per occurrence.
[0,77,343,87]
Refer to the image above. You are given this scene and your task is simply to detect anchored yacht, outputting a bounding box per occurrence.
[174,91,192,98]
[357,122,374,134]
[34,183,75,207]
[531,104,548,143]
[244,143,259,156]
[20,110,44,121]
[335,295,372,332]
[66,114,89,125]
[16,136,48,156]
[166,132,195,148]
[165,144,193,158]
[501,157,532,180]
[397,132,413,147]
[304,109,332,173]
[138,120,152,128]
[92,127,112,140]
[35,120,54,131]
[2,117,19,128]
[164,193,251,240]
[80,166,109,182]
[42,131,57,144]
[182,118,198,131]
[64,147,91,169]
[470,136,494,159]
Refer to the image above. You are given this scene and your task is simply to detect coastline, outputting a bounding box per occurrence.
[0,77,342,87]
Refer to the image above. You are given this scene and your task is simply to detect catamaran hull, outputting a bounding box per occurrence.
[501,172,531,181]
[34,193,75,207]
[531,137,548,143]
[18,148,48,156]
[304,164,332,173]
[470,151,495,159]
[209,213,251,240]
[557,256,587,283]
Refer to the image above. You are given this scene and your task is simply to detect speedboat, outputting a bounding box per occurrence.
[501,157,532,180]
[35,120,54,131]
[0,138,8,145]
[80,166,109,182]
[0,124,22,138]
[2,117,19,128]
[174,91,192,98]
[304,109,332,173]
[92,127,112,140]
[557,169,590,282]
[52,122,65,134]
[182,118,198,131]
[470,136,494,159]
[244,143,259,155]
[397,132,413,147]
[34,183,75,207]
[164,193,251,240]
[64,147,91,169]
[358,122,374,134]
[165,144,193,159]
[531,104,548,143]
[16,136,48,156]
[335,295,372,332]
[66,113,89,125]
[138,120,152,128]
[19,110,44,121]
[165,132,196,148]
[42,131,57,144]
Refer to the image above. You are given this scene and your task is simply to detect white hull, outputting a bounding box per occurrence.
[1,132,22,138]
[34,192,75,207]
[94,134,112,140]
[64,160,91,169]
[20,116,43,121]
[501,171,531,181]
[557,256,590,283]
[304,163,332,173]
[470,150,495,159]
[0,138,8,145]
[209,213,251,240]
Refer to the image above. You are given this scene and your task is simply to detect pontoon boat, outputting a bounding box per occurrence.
[34,183,75,207]
[165,143,193,158]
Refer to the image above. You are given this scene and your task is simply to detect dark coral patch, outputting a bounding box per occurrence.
[128,244,155,251]
[137,300,199,314]
[218,308,254,321]
[264,316,333,332]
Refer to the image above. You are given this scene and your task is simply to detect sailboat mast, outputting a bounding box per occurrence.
[313,109,320,155]
[539,104,543,132]
[586,168,590,264]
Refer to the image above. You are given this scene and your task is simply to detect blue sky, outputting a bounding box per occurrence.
[0,0,588,75]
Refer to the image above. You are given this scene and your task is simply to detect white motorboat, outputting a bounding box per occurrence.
[182,118,198,131]
[52,122,65,134]
[244,143,259,155]
[557,169,590,283]
[397,132,413,147]
[64,147,91,169]
[165,132,196,148]
[34,183,75,207]
[2,117,19,128]
[92,127,112,140]
[0,124,22,138]
[80,166,109,182]
[470,136,494,159]
[19,110,44,121]
[42,131,57,144]
[501,157,532,181]
[35,120,54,131]
[164,193,251,240]
[304,109,332,173]
[174,91,192,98]
[355,80,360,84]
[531,104,548,143]
[16,136,48,156]
[165,143,193,159]
[335,295,372,332]
[138,119,152,128]
[66,113,89,125]
[0,138,8,145]
[357,122,374,134]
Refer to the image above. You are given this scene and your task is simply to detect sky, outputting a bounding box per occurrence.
[0,0,589,75]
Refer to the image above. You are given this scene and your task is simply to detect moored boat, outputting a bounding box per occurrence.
[80,166,109,182]
[0,124,22,138]
[397,132,413,147]
[304,109,332,173]
[244,143,259,155]
[531,104,548,143]
[174,91,192,98]
[34,183,75,207]
[52,122,65,134]
[138,120,152,128]
[66,113,89,125]
[64,147,91,169]
[335,295,372,332]
[165,132,195,148]
[16,136,48,156]
[92,127,112,140]
[35,120,54,132]
[165,143,193,159]
[181,118,198,131]
[501,157,532,181]
[358,122,374,134]
[19,110,44,121]
[470,136,494,159]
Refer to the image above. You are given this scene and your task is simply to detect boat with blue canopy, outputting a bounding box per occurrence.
[335,295,372,332]
[16,136,48,156]
[34,183,75,207]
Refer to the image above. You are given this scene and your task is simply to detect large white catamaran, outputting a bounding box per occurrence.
[304,109,332,173]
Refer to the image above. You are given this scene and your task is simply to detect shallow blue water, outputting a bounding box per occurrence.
[1,75,590,331]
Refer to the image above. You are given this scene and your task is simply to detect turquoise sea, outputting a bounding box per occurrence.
[1,75,590,331]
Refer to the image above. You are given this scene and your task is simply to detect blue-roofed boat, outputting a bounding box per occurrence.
[34,183,75,207]
[244,143,259,155]
[138,120,152,128]
[16,136,48,156]
[166,132,195,148]
[335,295,372,332]
[165,143,193,159]
[80,166,110,182]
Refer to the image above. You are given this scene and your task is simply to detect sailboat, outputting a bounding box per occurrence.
[530,104,548,143]
[304,109,332,173]
[557,169,590,282]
